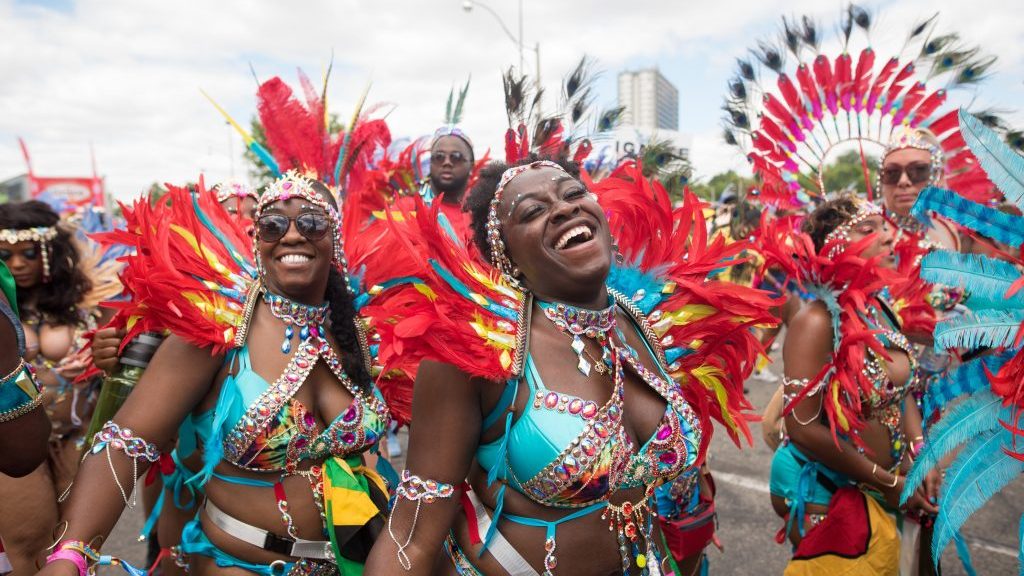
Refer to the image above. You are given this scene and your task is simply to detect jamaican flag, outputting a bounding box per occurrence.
[323,455,389,574]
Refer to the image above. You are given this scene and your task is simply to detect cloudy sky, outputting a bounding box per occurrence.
[2,0,1022,199]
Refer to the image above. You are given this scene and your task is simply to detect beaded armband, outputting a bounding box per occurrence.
[389,471,456,570]
[395,470,455,502]
[0,360,43,423]
[61,421,161,508]
[782,376,825,426]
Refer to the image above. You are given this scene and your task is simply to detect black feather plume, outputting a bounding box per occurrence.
[596,106,625,133]
[723,102,751,130]
[728,77,747,100]
[922,33,959,58]
[850,4,871,33]
[1005,131,1024,154]
[723,128,739,147]
[782,16,802,58]
[969,108,1010,132]
[801,16,820,52]
[737,58,756,81]
[502,68,528,125]
[955,55,997,86]
[754,40,785,74]
[840,5,854,47]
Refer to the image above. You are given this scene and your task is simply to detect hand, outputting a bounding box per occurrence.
[905,468,941,516]
[92,327,126,375]
[54,350,91,379]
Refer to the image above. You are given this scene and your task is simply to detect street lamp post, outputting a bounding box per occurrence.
[462,0,540,88]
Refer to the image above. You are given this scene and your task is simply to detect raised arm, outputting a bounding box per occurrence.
[365,360,483,575]
[39,334,222,575]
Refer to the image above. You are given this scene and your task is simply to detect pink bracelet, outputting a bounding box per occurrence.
[46,548,88,576]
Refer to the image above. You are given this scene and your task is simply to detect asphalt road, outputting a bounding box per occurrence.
[104,345,1023,575]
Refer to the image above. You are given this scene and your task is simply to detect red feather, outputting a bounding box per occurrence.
[852,48,875,112]
[880,62,915,117]
[778,74,813,131]
[866,57,899,113]
[813,55,839,115]
[892,82,925,125]
[797,63,824,121]
[909,90,946,128]
[835,52,854,112]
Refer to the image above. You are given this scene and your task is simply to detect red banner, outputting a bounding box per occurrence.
[29,176,104,211]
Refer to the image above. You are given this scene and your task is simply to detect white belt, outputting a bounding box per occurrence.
[204,499,335,562]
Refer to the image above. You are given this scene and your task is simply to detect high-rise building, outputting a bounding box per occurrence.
[617,68,679,131]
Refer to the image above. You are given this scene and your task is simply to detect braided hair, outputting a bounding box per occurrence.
[306,181,373,393]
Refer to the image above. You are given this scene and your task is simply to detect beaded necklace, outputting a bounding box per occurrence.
[538,295,616,376]
[262,290,330,354]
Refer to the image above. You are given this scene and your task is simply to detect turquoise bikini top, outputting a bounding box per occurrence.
[184,339,388,480]
[476,311,701,509]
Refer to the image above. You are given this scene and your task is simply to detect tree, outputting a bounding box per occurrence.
[242,113,347,188]
[688,170,755,202]
[820,150,878,195]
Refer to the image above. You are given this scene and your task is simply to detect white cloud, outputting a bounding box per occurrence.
[0,0,1020,199]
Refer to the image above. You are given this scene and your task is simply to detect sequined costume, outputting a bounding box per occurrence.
[363,158,776,573]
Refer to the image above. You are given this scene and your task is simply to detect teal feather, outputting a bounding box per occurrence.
[607,264,666,314]
[952,534,978,576]
[959,109,1024,210]
[921,251,1024,311]
[934,309,1024,351]
[902,390,1005,503]
[924,354,1010,418]
[1018,515,1023,573]
[912,187,1024,248]
[426,259,517,322]
[189,194,256,277]
[248,141,281,178]
[932,431,1024,560]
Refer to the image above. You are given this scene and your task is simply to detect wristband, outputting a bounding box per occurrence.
[46,548,89,576]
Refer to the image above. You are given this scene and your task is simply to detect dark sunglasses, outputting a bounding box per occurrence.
[880,163,932,186]
[256,213,330,243]
[0,247,39,262]
[431,151,467,164]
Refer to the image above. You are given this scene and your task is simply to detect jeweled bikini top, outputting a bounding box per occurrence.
[223,337,389,474]
[478,296,702,509]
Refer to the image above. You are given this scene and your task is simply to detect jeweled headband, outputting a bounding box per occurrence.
[254,170,350,289]
[879,126,944,186]
[823,198,884,259]
[432,125,474,150]
[0,226,59,283]
[485,160,571,282]
[213,180,258,204]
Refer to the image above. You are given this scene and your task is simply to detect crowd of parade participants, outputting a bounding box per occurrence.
[2,4,1024,575]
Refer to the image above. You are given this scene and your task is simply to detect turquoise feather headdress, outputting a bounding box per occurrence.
[904,110,1024,570]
